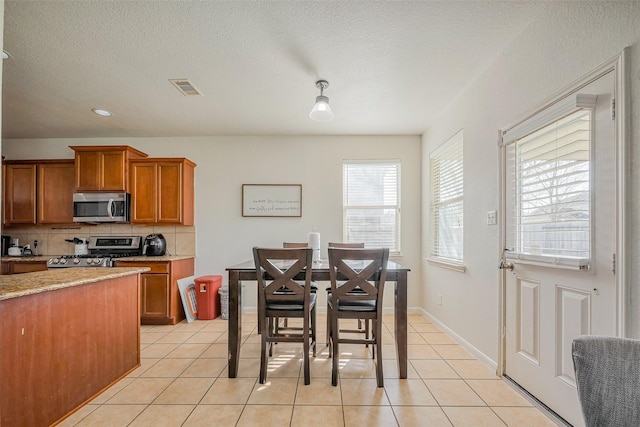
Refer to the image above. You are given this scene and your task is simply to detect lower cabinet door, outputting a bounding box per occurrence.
[10,262,48,274]
[140,273,170,320]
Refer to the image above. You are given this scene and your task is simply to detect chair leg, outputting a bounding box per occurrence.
[331,312,339,386]
[375,319,384,387]
[327,313,333,358]
[326,301,331,347]
[268,317,274,357]
[303,313,310,385]
[365,319,370,348]
[311,305,317,357]
[260,316,269,384]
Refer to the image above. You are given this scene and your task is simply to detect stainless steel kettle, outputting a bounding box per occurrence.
[65,237,89,256]
[143,234,167,256]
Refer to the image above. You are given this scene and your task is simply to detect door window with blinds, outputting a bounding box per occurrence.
[343,161,400,253]
[503,94,597,269]
[429,130,464,268]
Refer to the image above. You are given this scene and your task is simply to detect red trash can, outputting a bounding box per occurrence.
[195,275,222,320]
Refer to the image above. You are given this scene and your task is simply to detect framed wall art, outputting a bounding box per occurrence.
[242,184,302,217]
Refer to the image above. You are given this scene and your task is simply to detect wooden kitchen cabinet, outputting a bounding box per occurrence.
[37,161,75,223]
[130,158,196,225]
[1,261,48,275]
[70,145,148,192]
[3,163,36,225]
[3,160,74,225]
[114,257,194,325]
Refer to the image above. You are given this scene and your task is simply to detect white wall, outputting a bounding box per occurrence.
[2,135,422,311]
[421,1,640,364]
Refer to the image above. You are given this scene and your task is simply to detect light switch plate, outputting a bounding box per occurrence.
[487,210,497,225]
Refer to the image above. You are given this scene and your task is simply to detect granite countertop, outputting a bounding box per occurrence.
[1,255,194,263]
[112,255,194,262]
[0,267,150,301]
[1,255,51,262]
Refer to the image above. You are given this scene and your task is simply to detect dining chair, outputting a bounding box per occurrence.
[275,243,318,331]
[327,247,389,387]
[283,242,308,248]
[572,335,640,426]
[253,247,317,385]
[326,242,368,345]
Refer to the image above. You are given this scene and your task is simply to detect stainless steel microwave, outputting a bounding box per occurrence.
[73,192,131,223]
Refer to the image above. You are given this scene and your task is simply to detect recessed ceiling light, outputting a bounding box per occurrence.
[92,108,112,117]
[2,51,11,60]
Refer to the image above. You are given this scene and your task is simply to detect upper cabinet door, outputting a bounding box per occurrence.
[130,158,195,225]
[37,161,75,224]
[74,150,101,191]
[101,151,128,191]
[71,146,148,192]
[157,162,183,224]
[130,162,158,223]
[3,163,37,225]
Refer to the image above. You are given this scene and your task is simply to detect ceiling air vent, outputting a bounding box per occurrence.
[169,79,203,96]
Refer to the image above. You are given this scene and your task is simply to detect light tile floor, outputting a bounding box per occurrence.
[59,314,560,426]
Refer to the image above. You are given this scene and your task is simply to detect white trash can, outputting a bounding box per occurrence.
[218,286,229,320]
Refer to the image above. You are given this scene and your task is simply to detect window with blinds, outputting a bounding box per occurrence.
[343,161,400,253]
[505,108,592,269]
[429,131,464,265]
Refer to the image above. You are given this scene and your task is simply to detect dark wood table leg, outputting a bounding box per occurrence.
[228,270,242,378]
[394,271,408,378]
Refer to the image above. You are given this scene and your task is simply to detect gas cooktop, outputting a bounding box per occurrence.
[47,236,143,268]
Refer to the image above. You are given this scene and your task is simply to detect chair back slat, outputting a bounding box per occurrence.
[253,247,313,306]
[328,242,365,249]
[283,242,308,248]
[328,248,389,302]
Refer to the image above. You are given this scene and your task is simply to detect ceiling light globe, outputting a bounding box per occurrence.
[309,95,334,122]
[92,108,112,117]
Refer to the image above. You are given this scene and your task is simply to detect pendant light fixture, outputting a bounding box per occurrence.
[309,80,334,122]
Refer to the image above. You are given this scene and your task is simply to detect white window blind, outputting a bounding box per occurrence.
[429,131,463,264]
[343,161,400,252]
[505,108,592,269]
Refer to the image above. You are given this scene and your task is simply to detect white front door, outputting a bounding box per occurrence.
[501,68,620,427]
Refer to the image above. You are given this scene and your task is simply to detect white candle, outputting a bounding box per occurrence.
[308,231,321,262]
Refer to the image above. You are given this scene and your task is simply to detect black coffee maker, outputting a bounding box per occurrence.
[1,235,11,256]
[143,234,167,256]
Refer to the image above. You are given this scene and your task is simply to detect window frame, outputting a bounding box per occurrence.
[502,94,597,270]
[342,159,401,255]
[428,130,465,271]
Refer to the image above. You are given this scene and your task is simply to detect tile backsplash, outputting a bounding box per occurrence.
[2,224,196,256]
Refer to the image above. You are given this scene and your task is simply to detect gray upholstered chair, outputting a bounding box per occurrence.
[572,335,640,427]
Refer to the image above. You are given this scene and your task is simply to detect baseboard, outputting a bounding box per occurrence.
[417,307,498,374]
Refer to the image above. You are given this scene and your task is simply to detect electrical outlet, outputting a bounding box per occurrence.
[487,210,497,225]
[438,294,443,306]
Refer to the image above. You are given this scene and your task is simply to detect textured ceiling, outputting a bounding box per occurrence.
[2,1,549,139]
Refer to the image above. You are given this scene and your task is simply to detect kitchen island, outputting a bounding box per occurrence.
[0,267,149,426]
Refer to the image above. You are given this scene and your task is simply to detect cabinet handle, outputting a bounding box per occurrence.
[107,199,114,219]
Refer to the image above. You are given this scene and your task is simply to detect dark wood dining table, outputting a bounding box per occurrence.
[225,259,411,379]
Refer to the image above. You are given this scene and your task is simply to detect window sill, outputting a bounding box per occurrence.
[505,253,590,271]
[426,258,466,273]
